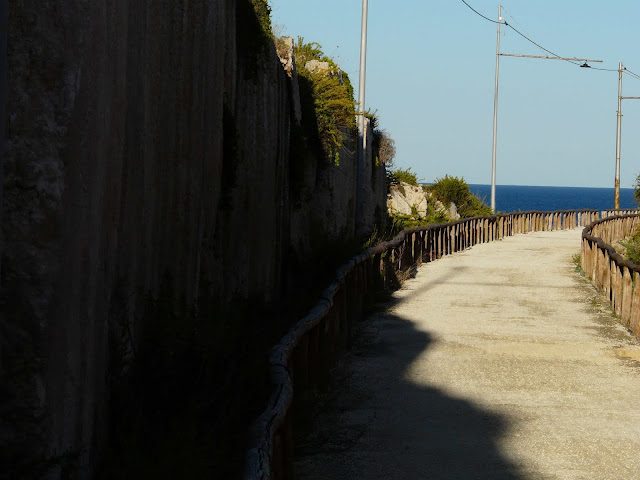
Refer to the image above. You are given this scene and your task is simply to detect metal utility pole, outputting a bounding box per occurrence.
[355,0,369,233]
[615,62,623,210]
[490,4,502,213]
[490,13,602,212]
[613,62,640,210]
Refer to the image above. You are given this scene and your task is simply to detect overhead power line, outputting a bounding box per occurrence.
[459,0,636,74]
[624,68,640,81]
[505,23,578,65]
[462,1,640,211]
[460,0,501,23]
[590,66,622,72]
[460,1,579,65]
[625,67,640,77]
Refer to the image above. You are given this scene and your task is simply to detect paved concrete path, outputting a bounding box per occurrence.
[295,229,640,480]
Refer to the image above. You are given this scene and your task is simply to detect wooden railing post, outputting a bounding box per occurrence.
[428,230,435,261]
[613,261,623,316]
[462,222,468,250]
[414,231,422,267]
[595,247,604,290]
[621,266,633,327]
[632,271,640,337]
[449,225,455,253]
[403,235,412,268]
[590,240,597,278]
[583,240,596,281]
[604,250,612,301]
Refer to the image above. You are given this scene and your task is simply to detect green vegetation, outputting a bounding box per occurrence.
[618,171,640,261]
[387,167,419,187]
[294,37,356,164]
[427,175,492,218]
[369,116,396,191]
[619,230,640,264]
[386,172,491,220]
[237,0,274,78]
[251,0,273,38]
[386,174,492,234]
[389,204,448,232]
[572,253,583,273]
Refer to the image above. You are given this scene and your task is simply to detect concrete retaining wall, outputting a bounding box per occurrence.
[1,1,386,477]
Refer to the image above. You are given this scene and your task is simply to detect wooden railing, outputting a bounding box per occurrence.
[600,208,639,219]
[581,213,640,339]
[244,210,598,480]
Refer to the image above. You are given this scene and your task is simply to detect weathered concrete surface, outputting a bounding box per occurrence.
[2,2,386,477]
[296,229,640,479]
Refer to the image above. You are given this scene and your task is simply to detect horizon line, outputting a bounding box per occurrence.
[420,182,636,190]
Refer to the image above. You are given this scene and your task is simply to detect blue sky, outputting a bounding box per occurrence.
[269,0,640,188]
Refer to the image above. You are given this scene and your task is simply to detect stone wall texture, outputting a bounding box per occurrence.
[1,1,386,478]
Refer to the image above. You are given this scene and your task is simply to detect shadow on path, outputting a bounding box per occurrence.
[295,309,525,479]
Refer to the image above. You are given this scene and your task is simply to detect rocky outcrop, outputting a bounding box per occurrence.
[305,59,331,73]
[387,182,460,221]
[276,36,302,124]
[1,3,386,478]
[448,201,461,221]
[387,182,429,216]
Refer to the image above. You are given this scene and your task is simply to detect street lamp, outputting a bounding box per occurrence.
[490,6,602,212]
[490,5,502,214]
[614,62,640,210]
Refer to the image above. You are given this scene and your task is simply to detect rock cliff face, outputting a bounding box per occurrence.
[1,1,385,477]
[387,182,429,216]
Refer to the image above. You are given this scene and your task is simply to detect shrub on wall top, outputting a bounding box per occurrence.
[427,175,492,218]
[294,37,356,165]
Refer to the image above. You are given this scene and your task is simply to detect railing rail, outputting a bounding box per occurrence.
[244,209,601,480]
[581,213,640,338]
[600,208,639,219]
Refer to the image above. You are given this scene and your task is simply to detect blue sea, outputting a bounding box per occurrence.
[468,185,637,214]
